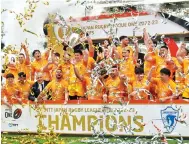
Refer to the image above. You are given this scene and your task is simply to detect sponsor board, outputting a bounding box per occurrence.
[1,102,189,136]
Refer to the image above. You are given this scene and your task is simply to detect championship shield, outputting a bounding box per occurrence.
[161,106,179,133]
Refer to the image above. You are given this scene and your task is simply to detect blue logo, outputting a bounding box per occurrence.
[161,106,179,133]
[8,123,18,127]
[8,123,13,127]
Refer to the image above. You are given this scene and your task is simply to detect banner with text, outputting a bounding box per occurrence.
[67,14,188,38]
[1,103,189,136]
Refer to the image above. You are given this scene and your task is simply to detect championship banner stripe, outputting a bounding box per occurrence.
[68,11,149,21]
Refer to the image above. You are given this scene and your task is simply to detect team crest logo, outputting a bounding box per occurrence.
[161,106,179,133]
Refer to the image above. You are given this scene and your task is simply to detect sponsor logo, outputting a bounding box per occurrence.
[5,108,22,119]
[5,109,12,118]
[13,108,22,119]
[8,123,18,127]
[161,106,179,133]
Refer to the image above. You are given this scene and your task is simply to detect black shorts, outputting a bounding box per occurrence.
[69,95,78,100]
[69,95,86,100]
[182,97,189,99]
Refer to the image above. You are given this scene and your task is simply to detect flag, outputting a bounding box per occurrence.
[163,38,178,57]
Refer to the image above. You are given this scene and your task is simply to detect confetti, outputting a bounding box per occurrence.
[23,28,38,37]
[1,9,7,13]
[1,21,5,39]
[43,1,49,5]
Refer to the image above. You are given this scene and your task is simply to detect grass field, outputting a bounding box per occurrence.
[1,134,189,144]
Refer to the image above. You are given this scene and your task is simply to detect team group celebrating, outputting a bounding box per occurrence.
[1,28,189,108]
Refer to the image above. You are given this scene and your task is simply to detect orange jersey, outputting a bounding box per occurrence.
[183,58,189,75]
[16,80,34,100]
[182,74,189,98]
[43,79,68,100]
[144,52,156,77]
[119,58,135,78]
[59,62,73,82]
[130,77,150,91]
[4,66,18,80]
[117,45,133,58]
[31,55,51,81]
[46,63,58,80]
[1,83,21,103]
[129,77,150,100]
[156,56,180,78]
[174,58,184,84]
[167,57,181,78]
[182,58,189,98]
[104,76,124,101]
[86,78,105,100]
[16,61,31,80]
[86,57,95,75]
[183,58,189,86]
[175,70,185,86]
[68,61,87,96]
[151,78,176,98]
[155,56,167,77]
[182,88,189,98]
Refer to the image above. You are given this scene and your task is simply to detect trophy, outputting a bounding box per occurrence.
[53,13,85,53]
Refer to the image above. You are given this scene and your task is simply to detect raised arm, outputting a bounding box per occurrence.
[147,66,156,82]
[21,43,30,65]
[1,87,12,108]
[82,49,89,65]
[110,44,120,59]
[143,28,150,48]
[87,34,94,57]
[143,28,154,51]
[176,42,186,65]
[31,65,35,81]
[42,61,53,72]
[73,65,84,81]
[44,48,51,60]
[133,37,139,62]
[71,59,84,81]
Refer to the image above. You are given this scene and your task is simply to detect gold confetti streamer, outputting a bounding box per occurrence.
[23,28,38,37]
